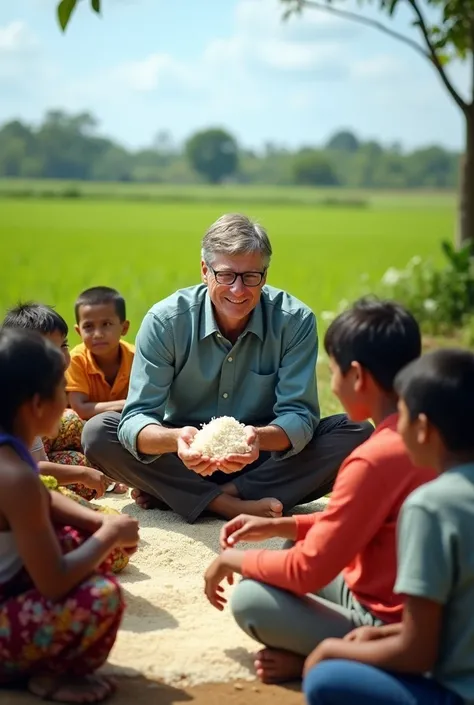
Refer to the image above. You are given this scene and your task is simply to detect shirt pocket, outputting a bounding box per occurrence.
[243,370,278,423]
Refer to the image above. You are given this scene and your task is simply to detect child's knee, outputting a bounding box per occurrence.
[230,578,272,632]
[82,574,125,621]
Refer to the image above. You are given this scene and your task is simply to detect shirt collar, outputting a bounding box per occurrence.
[199,290,264,342]
[84,340,127,379]
[372,412,399,435]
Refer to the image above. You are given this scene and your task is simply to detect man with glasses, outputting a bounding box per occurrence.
[83,214,372,523]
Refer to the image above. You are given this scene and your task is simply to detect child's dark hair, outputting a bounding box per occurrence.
[2,302,68,337]
[75,286,126,323]
[0,328,65,434]
[324,296,421,392]
[395,348,474,453]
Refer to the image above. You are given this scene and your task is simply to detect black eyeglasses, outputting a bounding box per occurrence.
[209,267,266,287]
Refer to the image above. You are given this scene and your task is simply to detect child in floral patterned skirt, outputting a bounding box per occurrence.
[0,327,139,702]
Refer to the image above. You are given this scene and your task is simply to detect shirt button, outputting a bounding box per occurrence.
[228,357,233,362]
[217,333,222,338]
[222,393,228,399]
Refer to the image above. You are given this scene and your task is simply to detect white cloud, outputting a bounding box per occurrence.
[0,20,42,82]
[107,0,353,101]
[114,53,190,92]
[0,20,37,53]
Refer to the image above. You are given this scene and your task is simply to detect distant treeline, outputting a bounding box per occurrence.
[0,110,460,189]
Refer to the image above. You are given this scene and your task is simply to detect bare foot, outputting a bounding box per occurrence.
[254,648,305,684]
[239,498,283,518]
[28,674,115,703]
[106,482,128,495]
[209,494,283,519]
[130,489,169,511]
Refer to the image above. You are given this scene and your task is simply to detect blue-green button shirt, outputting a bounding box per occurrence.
[118,284,320,462]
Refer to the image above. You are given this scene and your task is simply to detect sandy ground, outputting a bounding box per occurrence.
[95,494,327,686]
[3,494,327,705]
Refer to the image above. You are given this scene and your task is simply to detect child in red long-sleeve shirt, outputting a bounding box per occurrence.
[203,297,436,684]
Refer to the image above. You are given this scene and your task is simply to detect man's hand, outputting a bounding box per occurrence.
[220,514,277,550]
[215,426,259,474]
[204,555,234,611]
[177,426,218,476]
[80,468,109,498]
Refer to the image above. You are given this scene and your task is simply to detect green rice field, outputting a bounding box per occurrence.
[0,183,456,413]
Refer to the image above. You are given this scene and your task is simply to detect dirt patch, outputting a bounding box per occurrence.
[2,676,303,705]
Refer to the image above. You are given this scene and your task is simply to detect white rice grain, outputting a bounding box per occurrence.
[190,416,250,459]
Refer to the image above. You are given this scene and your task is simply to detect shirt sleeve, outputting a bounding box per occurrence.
[270,311,320,460]
[30,436,47,461]
[117,311,175,463]
[242,456,394,594]
[65,355,90,396]
[394,502,453,605]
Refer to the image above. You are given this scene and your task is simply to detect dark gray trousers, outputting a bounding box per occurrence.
[82,412,373,523]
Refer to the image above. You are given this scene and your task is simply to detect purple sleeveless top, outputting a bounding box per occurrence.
[0,432,39,473]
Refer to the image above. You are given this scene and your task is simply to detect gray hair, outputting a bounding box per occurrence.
[201,213,272,267]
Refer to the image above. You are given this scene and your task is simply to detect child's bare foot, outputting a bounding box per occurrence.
[28,674,115,703]
[130,489,169,511]
[254,648,305,683]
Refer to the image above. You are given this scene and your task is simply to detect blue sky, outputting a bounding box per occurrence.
[0,0,470,152]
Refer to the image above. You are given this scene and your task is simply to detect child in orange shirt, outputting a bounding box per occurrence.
[203,297,436,684]
[66,286,134,495]
[67,286,134,421]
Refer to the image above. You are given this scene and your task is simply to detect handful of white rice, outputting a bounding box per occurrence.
[190,416,251,459]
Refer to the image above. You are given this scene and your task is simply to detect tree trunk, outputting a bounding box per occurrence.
[456,107,474,251]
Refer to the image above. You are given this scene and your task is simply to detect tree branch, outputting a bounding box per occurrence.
[291,0,430,60]
[406,0,467,112]
[292,0,468,113]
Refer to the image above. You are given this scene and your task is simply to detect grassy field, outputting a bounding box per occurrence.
[1,184,456,413]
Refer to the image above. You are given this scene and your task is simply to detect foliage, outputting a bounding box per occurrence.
[57,0,100,31]
[281,0,474,246]
[0,111,461,189]
[293,150,340,185]
[378,241,474,333]
[326,131,360,153]
[185,128,239,184]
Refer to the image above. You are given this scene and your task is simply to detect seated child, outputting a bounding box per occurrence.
[0,327,139,703]
[67,286,133,495]
[2,302,108,501]
[67,286,134,421]
[302,348,474,705]
[204,297,436,684]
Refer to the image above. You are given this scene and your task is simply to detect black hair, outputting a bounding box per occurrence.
[324,296,421,392]
[3,302,68,337]
[0,328,65,434]
[75,286,126,323]
[395,348,474,453]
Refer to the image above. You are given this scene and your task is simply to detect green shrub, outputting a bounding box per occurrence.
[378,241,474,334]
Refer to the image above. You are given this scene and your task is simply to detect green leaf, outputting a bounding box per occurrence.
[57,0,77,31]
[91,0,100,13]
[436,52,451,66]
